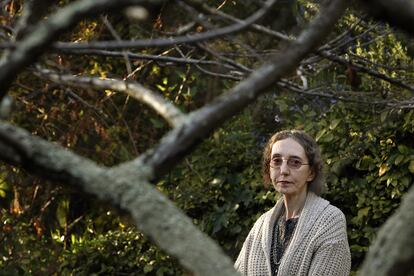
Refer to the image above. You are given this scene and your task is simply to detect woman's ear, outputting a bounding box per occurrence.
[307,170,315,182]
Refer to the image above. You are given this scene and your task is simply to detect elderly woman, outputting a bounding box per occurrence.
[235,130,351,276]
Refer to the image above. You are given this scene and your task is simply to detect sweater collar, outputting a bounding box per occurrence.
[262,192,330,274]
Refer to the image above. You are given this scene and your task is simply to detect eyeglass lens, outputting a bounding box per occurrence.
[270,158,304,169]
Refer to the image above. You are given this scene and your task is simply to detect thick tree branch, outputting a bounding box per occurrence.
[114,0,347,178]
[0,0,159,102]
[359,184,414,276]
[36,68,186,127]
[0,121,237,276]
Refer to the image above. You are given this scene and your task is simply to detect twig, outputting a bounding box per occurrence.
[36,68,186,128]
[51,0,278,50]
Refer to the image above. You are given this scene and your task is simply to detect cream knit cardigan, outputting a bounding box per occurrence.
[235,192,351,276]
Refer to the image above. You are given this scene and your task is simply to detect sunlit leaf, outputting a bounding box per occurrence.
[379,163,388,176]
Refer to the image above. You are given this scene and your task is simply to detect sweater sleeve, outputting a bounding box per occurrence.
[234,215,266,275]
[234,231,251,274]
[308,208,351,276]
[308,239,351,276]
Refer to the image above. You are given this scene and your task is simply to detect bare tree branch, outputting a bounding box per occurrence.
[350,52,413,72]
[318,16,365,51]
[196,42,252,74]
[52,0,278,50]
[277,80,414,109]
[55,49,237,69]
[180,0,291,41]
[358,184,414,276]
[36,68,186,128]
[115,0,348,179]
[193,64,243,81]
[0,0,160,102]
[183,0,414,93]
[319,50,414,92]
[100,15,133,76]
[0,120,238,276]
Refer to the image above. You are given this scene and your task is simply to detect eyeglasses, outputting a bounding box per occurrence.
[270,157,309,170]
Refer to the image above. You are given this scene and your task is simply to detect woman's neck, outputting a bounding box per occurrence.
[283,191,307,220]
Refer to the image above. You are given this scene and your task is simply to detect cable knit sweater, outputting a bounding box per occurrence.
[235,192,351,276]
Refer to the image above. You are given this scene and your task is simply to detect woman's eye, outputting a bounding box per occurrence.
[272,158,283,165]
[288,159,302,168]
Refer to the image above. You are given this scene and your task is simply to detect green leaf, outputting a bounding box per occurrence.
[144,264,153,273]
[380,111,388,123]
[277,100,289,113]
[156,84,166,92]
[409,160,414,174]
[329,119,341,130]
[357,207,370,220]
[150,118,164,129]
[56,199,69,228]
[400,176,410,188]
[357,156,373,170]
[398,145,409,154]
[379,164,388,176]
[315,129,327,142]
[394,155,405,165]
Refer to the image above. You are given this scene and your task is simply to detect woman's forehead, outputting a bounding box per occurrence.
[271,138,306,158]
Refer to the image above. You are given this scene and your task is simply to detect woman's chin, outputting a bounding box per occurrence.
[275,186,291,194]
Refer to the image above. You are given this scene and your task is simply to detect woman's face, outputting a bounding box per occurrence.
[270,138,314,197]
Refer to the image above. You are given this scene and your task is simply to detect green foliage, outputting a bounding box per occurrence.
[0,209,62,275]
[59,228,181,275]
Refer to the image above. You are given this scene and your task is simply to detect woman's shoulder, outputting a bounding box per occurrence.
[326,203,345,216]
[308,193,347,227]
[310,193,346,218]
[317,201,348,230]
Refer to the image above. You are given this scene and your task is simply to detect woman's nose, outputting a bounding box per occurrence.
[279,160,290,174]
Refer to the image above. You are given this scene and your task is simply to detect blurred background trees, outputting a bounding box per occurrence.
[0,0,413,274]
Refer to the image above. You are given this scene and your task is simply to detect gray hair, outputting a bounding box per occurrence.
[261,129,325,195]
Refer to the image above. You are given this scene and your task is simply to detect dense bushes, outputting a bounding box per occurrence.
[1,102,413,274]
[60,229,182,275]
